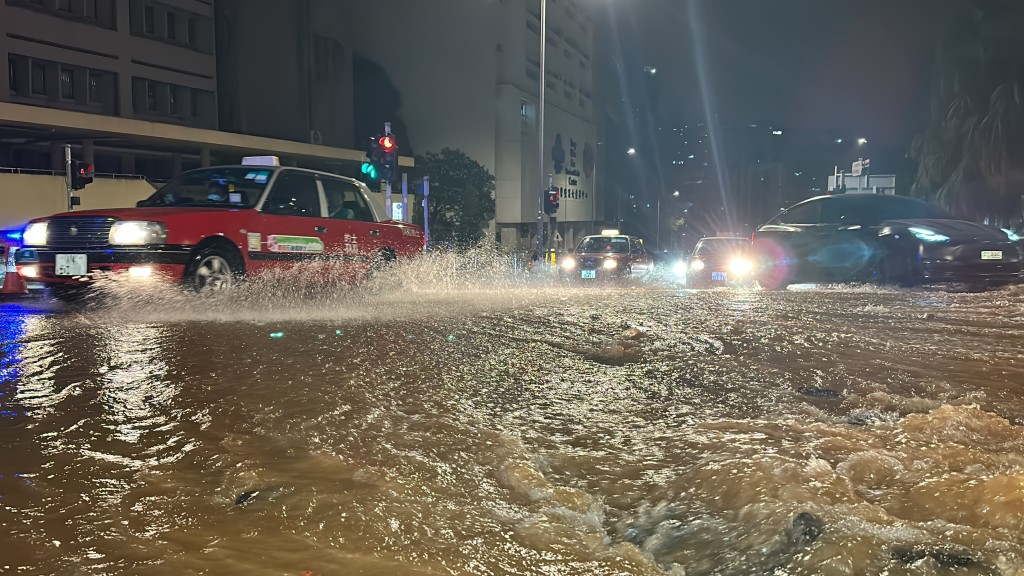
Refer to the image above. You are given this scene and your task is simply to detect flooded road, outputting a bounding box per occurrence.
[2,259,1024,575]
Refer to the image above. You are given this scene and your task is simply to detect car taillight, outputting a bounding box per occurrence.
[751,232,756,242]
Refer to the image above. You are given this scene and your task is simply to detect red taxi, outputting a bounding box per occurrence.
[15,157,424,297]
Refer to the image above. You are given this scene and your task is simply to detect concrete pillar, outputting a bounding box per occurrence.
[200,146,211,167]
[82,140,95,165]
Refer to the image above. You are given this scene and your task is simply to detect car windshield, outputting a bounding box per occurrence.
[576,236,630,253]
[138,167,272,208]
[694,239,749,256]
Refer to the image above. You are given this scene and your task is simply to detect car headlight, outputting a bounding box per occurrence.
[672,261,687,277]
[690,259,705,271]
[1002,228,1021,242]
[22,222,48,246]
[908,226,950,243]
[561,258,577,270]
[603,258,618,269]
[729,257,753,276]
[109,221,167,245]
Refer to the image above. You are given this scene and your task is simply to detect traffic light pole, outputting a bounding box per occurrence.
[63,144,73,212]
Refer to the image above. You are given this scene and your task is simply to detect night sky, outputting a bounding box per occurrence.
[607,0,959,168]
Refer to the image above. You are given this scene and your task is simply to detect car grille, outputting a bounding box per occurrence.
[47,217,115,248]
[581,257,599,269]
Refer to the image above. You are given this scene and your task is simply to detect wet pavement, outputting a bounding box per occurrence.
[2,257,1024,575]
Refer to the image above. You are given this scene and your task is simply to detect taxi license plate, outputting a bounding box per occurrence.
[711,272,728,282]
[55,254,88,276]
[581,270,596,279]
[981,250,1003,260]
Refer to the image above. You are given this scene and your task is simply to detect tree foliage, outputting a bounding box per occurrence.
[909,0,1024,223]
[412,148,496,247]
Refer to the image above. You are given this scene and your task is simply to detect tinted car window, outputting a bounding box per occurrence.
[262,171,322,217]
[139,167,270,207]
[693,239,749,256]
[779,201,820,224]
[820,196,952,225]
[576,236,630,253]
[322,177,374,222]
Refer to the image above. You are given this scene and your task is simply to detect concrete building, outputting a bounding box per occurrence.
[0,0,404,230]
[338,0,600,251]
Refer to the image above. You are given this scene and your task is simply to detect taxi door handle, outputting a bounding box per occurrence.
[314,226,327,234]
[370,229,380,237]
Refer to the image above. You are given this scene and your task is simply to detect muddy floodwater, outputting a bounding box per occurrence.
[2,257,1024,576]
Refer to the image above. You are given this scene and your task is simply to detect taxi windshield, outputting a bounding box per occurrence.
[576,236,630,253]
[138,167,272,208]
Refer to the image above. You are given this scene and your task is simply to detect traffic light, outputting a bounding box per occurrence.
[361,135,382,182]
[71,160,94,190]
[379,133,398,183]
[544,188,560,215]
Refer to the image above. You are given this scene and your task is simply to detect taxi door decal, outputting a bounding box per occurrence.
[266,235,324,253]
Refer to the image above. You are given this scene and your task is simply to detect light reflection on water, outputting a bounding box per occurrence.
[0,268,1023,575]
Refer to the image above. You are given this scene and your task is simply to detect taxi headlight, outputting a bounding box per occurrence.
[672,261,687,277]
[603,258,618,269]
[109,221,166,245]
[729,257,754,276]
[23,222,48,246]
[561,258,577,270]
[690,259,705,271]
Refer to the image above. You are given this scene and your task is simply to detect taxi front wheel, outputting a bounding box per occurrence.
[185,247,242,293]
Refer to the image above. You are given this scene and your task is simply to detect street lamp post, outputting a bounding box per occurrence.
[536,0,547,261]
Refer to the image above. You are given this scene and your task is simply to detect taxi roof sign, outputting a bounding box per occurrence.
[601,229,621,236]
[242,156,281,167]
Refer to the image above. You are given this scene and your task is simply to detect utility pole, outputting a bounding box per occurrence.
[536,0,546,261]
[384,121,392,219]
[401,172,409,223]
[64,144,73,212]
[422,176,430,251]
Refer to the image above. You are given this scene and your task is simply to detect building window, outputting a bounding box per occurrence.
[85,0,98,18]
[166,11,176,39]
[8,57,18,94]
[146,81,157,111]
[31,63,46,95]
[144,5,155,34]
[169,88,177,115]
[60,68,74,99]
[190,89,198,117]
[58,0,71,12]
[186,17,196,47]
[88,73,99,103]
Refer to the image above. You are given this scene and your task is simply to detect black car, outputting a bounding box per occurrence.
[685,237,755,287]
[752,194,1023,289]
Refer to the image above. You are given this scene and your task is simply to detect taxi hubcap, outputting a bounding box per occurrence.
[195,255,232,291]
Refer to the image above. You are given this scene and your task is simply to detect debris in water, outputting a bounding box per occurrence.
[235,490,260,506]
[446,334,456,341]
[785,512,824,548]
[799,387,843,399]
[891,549,975,568]
[335,330,342,335]
[620,327,648,340]
[269,332,284,339]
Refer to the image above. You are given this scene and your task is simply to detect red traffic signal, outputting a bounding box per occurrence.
[379,135,396,152]
[544,189,560,215]
[71,160,94,190]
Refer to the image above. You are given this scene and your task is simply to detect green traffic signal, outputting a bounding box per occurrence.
[361,162,378,180]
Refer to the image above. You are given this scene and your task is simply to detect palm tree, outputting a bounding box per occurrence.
[910,0,1024,225]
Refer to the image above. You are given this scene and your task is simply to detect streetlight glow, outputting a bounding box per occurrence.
[857,138,868,145]
[627,148,636,156]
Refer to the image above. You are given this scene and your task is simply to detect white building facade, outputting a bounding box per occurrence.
[342,0,599,250]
